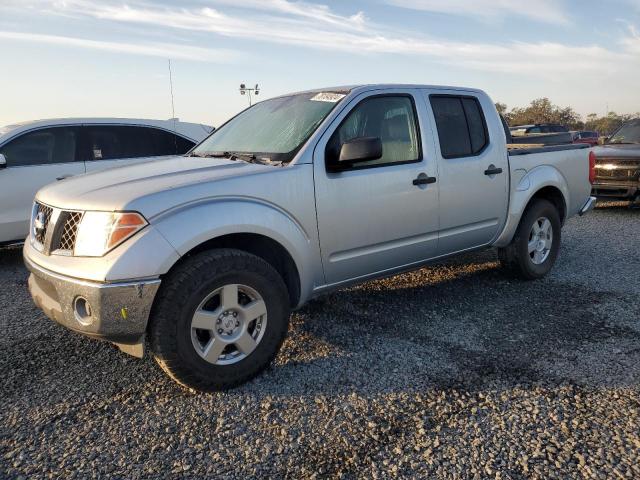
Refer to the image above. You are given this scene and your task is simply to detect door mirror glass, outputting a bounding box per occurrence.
[339,137,383,164]
[0,153,6,168]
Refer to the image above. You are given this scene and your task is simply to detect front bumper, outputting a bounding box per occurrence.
[25,254,160,355]
[592,182,639,200]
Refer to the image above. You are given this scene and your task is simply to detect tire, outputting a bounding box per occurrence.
[498,199,561,280]
[148,248,290,392]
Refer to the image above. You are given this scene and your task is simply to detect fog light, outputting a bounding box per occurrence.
[74,296,93,326]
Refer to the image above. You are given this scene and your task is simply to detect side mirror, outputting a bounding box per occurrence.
[339,137,382,164]
[598,136,608,145]
[0,153,6,169]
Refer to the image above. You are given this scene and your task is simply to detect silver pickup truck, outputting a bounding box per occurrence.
[24,84,596,391]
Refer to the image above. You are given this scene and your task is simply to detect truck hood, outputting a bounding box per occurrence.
[592,144,640,159]
[36,155,273,216]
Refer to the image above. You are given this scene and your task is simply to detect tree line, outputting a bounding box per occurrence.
[495,98,639,135]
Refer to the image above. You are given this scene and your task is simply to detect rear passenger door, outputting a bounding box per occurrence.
[424,91,509,255]
[82,125,194,173]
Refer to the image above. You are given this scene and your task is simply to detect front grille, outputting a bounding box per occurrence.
[57,211,83,252]
[33,203,53,247]
[595,159,640,182]
[31,203,84,255]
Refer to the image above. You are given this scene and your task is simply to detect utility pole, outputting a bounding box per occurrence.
[239,83,260,106]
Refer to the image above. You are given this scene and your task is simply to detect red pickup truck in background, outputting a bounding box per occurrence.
[572,131,599,147]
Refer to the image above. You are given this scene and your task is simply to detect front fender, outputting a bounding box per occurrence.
[493,165,569,247]
[151,197,322,305]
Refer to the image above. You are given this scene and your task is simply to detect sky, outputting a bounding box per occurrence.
[0,0,639,128]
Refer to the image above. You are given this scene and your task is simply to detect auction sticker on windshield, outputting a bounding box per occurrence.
[310,92,346,103]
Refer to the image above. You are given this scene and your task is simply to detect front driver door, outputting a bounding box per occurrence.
[0,126,84,243]
[313,90,440,285]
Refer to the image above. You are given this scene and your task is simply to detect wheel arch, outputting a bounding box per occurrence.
[151,198,321,307]
[168,232,302,308]
[494,166,569,247]
[528,185,567,224]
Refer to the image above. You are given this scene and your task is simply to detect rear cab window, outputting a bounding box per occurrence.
[429,95,489,159]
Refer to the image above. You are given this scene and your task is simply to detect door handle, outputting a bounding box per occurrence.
[412,173,437,186]
[56,174,73,181]
[484,165,503,176]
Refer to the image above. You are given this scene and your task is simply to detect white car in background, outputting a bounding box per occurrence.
[0,118,213,244]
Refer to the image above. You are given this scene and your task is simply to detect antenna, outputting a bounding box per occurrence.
[168,59,178,153]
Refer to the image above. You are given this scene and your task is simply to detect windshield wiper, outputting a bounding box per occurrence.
[188,151,282,165]
[227,152,258,162]
[211,151,281,166]
[608,141,640,145]
[185,151,241,158]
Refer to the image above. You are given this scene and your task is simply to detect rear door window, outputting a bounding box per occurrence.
[84,126,158,160]
[84,126,123,160]
[0,127,78,167]
[430,95,488,158]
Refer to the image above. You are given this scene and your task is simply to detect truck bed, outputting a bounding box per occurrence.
[508,143,590,156]
[509,132,573,146]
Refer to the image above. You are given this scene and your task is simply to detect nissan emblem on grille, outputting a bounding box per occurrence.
[32,203,53,247]
[34,212,45,235]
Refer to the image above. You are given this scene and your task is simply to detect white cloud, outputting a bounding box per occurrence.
[206,0,367,30]
[621,24,640,54]
[3,0,639,80]
[0,31,238,62]
[385,0,570,25]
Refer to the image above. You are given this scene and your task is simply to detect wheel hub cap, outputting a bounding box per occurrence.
[218,310,240,336]
[190,284,268,366]
[528,216,553,265]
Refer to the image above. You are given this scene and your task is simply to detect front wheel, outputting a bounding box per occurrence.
[149,249,290,392]
[498,199,561,280]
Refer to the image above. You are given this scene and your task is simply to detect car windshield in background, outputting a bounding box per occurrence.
[608,121,640,144]
[191,91,347,162]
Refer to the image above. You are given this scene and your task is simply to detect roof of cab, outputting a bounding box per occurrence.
[270,83,485,100]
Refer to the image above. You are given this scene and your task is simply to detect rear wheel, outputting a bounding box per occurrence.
[149,249,290,392]
[498,199,561,280]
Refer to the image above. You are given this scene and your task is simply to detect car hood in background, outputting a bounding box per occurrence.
[592,144,640,159]
[36,156,274,216]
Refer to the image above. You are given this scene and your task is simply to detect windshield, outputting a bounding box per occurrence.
[608,120,640,144]
[191,91,347,162]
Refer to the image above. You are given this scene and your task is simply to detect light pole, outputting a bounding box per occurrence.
[239,83,260,106]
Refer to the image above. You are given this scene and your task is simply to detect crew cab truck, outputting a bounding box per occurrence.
[24,85,596,391]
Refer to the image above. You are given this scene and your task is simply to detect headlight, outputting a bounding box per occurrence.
[74,211,147,257]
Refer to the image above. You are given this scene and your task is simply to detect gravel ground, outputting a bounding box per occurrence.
[1,202,639,479]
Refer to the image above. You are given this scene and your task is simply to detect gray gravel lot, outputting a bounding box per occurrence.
[1,202,639,479]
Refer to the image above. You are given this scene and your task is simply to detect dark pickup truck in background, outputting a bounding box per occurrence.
[591,119,640,202]
[509,123,573,146]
